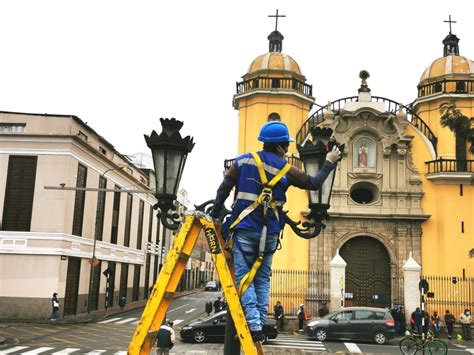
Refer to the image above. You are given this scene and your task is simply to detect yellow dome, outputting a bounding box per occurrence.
[247,52,301,75]
[420,55,474,82]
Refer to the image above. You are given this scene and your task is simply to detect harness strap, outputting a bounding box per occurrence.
[231,153,290,297]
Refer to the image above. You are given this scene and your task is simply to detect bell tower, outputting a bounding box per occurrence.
[232,11,315,271]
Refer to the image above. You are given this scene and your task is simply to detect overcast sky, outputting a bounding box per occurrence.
[0,1,472,206]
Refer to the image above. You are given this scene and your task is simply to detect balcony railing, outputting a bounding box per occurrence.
[224,155,303,172]
[236,77,313,97]
[425,159,474,173]
[417,79,474,98]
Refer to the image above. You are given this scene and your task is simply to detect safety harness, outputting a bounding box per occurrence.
[229,152,291,296]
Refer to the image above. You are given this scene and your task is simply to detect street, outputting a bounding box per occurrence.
[1,290,473,354]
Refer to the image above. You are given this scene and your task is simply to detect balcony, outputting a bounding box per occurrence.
[236,77,313,97]
[425,158,474,184]
[417,79,474,98]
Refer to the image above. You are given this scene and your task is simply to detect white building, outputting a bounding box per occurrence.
[0,111,165,319]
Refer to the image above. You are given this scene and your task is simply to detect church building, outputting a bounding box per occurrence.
[231,14,473,313]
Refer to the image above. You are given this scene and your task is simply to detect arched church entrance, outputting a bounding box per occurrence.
[340,236,391,308]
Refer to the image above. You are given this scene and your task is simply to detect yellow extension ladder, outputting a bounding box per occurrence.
[127,211,265,355]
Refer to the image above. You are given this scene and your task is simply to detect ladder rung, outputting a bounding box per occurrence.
[178,253,190,261]
[163,291,174,299]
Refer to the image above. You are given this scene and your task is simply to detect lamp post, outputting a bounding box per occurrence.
[145,117,195,230]
[87,166,124,313]
[285,127,340,239]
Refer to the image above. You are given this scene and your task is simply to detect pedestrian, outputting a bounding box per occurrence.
[155,320,175,355]
[444,310,455,339]
[209,121,340,342]
[396,306,406,336]
[297,304,306,331]
[205,301,213,316]
[221,298,228,311]
[422,310,430,334]
[213,296,222,313]
[50,292,59,321]
[411,307,422,334]
[318,302,329,318]
[274,301,284,331]
[431,310,441,337]
[460,308,472,341]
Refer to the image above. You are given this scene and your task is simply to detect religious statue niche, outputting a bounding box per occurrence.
[353,137,376,168]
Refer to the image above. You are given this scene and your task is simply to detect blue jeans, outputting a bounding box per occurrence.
[233,230,278,331]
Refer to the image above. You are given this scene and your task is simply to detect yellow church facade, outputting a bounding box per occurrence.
[231,22,473,311]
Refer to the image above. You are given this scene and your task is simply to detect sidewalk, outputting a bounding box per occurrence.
[0,288,200,326]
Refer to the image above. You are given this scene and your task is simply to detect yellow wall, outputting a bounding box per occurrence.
[410,98,474,277]
[234,92,313,271]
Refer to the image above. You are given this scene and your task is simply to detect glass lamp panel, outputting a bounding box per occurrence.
[321,168,335,204]
[165,149,184,195]
[303,155,321,204]
[153,148,166,194]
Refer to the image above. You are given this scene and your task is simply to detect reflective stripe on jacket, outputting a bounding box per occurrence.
[232,151,289,234]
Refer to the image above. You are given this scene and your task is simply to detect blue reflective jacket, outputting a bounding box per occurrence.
[231,151,289,234]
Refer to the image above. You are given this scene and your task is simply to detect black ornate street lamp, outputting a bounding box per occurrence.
[145,118,195,230]
[285,127,339,239]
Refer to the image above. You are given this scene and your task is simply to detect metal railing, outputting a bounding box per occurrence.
[269,269,329,317]
[425,159,474,173]
[422,275,474,319]
[236,77,313,97]
[296,96,438,155]
[417,79,474,97]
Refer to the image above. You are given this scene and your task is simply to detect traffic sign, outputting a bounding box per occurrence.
[419,279,429,293]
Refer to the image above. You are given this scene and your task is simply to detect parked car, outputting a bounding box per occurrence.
[204,280,219,291]
[305,306,395,344]
[180,310,278,343]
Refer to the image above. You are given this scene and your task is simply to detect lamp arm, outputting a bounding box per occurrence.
[284,213,325,239]
[195,199,231,221]
[154,200,182,230]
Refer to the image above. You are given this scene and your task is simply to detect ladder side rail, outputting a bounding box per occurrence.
[200,217,260,355]
[128,215,202,355]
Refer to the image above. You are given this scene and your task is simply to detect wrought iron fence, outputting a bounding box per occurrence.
[422,275,474,319]
[269,269,329,318]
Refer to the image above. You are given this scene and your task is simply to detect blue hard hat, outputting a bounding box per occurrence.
[258,121,294,143]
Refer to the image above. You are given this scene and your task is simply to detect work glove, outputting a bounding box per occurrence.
[326,145,342,164]
[209,205,222,219]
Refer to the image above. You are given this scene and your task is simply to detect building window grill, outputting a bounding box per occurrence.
[0,123,26,132]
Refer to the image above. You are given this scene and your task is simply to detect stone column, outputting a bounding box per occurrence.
[329,249,346,313]
[403,252,421,323]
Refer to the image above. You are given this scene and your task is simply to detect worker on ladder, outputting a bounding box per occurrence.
[209,121,341,342]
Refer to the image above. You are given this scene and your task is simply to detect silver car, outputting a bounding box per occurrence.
[305,306,396,344]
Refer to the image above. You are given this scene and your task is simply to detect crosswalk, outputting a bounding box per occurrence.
[0,347,127,354]
[265,335,326,352]
[97,317,184,326]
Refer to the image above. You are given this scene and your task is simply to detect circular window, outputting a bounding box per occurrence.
[350,182,379,204]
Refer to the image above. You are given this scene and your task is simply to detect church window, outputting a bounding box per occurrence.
[353,137,376,168]
[268,112,281,121]
[455,81,466,93]
[350,181,379,205]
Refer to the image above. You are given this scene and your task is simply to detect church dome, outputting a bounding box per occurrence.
[247,52,301,74]
[420,55,474,82]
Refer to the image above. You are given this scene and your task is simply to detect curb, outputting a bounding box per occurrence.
[0,336,6,345]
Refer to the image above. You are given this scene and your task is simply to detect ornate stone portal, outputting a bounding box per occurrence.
[305,78,429,307]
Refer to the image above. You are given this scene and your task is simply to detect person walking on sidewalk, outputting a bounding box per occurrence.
[444,310,456,339]
[50,292,59,321]
[274,301,284,331]
[297,304,307,331]
[460,308,472,341]
[156,320,175,355]
[209,121,340,342]
[318,302,329,318]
